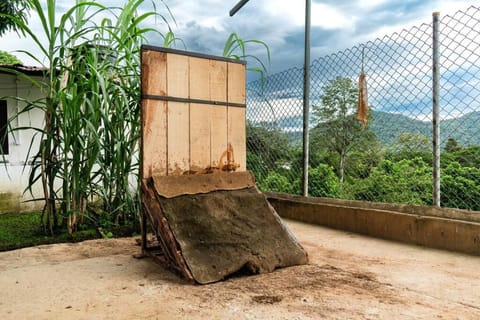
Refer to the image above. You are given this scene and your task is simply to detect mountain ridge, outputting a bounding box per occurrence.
[256,110,480,147]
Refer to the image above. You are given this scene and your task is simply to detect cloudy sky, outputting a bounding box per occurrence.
[0,0,474,79]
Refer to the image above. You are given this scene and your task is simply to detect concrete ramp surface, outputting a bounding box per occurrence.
[141,172,308,284]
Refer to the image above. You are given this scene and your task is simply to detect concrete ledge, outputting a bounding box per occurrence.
[266,193,480,256]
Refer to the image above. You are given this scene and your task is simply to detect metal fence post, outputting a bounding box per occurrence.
[432,11,441,207]
[302,0,311,196]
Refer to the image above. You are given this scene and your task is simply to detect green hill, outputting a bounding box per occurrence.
[265,110,480,148]
[370,111,480,147]
[369,111,431,146]
[441,111,480,147]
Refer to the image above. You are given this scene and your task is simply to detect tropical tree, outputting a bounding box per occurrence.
[0,0,29,35]
[293,164,339,198]
[246,121,291,176]
[349,158,432,205]
[311,77,375,183]
[386,132,432,163]
[0,50,22,64]
[258,172,293,194]
[442,145,480,169]
[444,137,462,153]
[441,161,480,210]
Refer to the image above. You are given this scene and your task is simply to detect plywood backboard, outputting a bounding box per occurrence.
[141,46,246,180]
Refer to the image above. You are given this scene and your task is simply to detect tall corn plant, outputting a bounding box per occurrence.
[3,0,106,233]
[223,32,270,84]
[6,0,170,234]
[4,0,268,236]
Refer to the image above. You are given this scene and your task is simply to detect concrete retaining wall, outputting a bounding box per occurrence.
[266,193,480,256]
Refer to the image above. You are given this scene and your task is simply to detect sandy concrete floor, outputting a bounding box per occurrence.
[0,219,479,319]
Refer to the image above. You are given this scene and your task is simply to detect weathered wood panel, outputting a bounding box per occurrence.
[141,47,246,176]
[208,60,228,168]
[167,53,190,175]
[141,49,167,179]
[189,103,211,172]
[167,102,190,175]
[139,48,309,286]
[141,50,166,96]
[227,107,246,171]
[209,60,227,101]
[227,62,246,171]
[141,99,167,179]
[210,105,228,168]
[189,57,210,101]
[227,62,245,104]
[167,53,189,97]
[189,57,212,171]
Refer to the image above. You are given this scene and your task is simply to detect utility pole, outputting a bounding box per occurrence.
[230,0,312,197]
[302,0,311,196]
[230,0,250,16]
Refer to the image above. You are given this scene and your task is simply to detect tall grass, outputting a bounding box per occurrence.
[223,32,270,84]
[3,0,269,236]
[5,0,172,234]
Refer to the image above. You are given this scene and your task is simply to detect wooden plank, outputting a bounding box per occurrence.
[151,171,256,198]
[227,107,246,171]
[189,103,211,172]
[209,60,227,101]
[141,49,167,96]
[227,62,246,171]
[227,62,246,104]
[167,53,190,175]
[189,57,213,172]
[141,99,167,179]
[167,102,190,175]
[167,53,189,97]
[189,57,210,101]
[210,105,228,168]
[208,60,228,168]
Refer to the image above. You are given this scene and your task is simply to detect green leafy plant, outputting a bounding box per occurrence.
[312,77,375,183]
[3,0,271,236]
[223,32,270,83]
[0,0,30,35]
[0,50,22,64]
[259,172,293,194]
[4,0,172,234]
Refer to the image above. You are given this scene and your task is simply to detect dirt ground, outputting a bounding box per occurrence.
[1,219,479,320]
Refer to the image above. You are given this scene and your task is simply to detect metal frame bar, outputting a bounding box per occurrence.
[142,94,246,108]
[432,12,441,207]
[302,0,311,197]
[141,45,246,65]
[229,0,250,17]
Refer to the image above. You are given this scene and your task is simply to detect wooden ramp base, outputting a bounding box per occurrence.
[141,172,308,284]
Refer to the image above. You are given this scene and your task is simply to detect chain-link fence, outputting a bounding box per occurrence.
[246,6,480,211]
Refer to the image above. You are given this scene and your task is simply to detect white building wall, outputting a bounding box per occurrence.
[0,73,46,213]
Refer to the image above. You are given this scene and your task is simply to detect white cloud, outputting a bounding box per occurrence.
[357,0,390,9]
[0,0,476,75]
[311,3,354,30]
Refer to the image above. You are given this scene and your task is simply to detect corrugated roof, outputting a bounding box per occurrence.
[0,64,48,76]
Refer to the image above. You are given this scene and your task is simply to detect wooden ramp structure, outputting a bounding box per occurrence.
[139,46,308,284]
